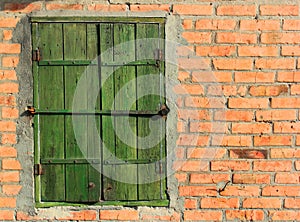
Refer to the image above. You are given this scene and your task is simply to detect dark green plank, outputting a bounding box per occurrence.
[32,17,165,23]
[136,23,163,200]
[100,23,117,201]
[63,23,89,202]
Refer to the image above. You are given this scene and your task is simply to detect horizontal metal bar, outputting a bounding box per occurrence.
[38,60,96,66]
[103,159,160,165]
[41,159,100,164]
[34,109,158,116]
[37,60,158,66]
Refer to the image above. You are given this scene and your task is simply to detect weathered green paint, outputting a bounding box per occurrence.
[33,19,166,204]
[31,17,165,23]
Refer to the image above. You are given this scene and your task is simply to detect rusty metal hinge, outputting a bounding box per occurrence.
[154,49,163,67]
[158,104,169,119]
[32,48,41,62]
[26,106,35,115]
[34,164,43,175]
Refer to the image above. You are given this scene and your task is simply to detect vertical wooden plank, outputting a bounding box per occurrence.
[113,23,137,200]
[136,23,163,200]
[63,23,89,202]
[37,23,65,202]
[100,23,117,201]
[86,23,101,202]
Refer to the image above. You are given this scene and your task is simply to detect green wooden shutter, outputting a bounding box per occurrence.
[33,19,167,204]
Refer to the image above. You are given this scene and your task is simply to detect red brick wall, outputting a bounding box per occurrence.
[0,1,300,221]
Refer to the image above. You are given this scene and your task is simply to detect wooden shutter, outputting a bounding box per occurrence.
[33,19,166,204]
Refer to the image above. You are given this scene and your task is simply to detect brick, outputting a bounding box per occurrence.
[201,198,239,208]
[190,173,230,184]
[0,197,16,208]
[232,123,271,134]
[0,82,18,93]
[0,43,21,54]
[182,32,211,44]
[185,97,225,108]
[46,3,83,10]
[283,20,300,30]
[261,32,300,44]
[285,199,300,208]
[272,98,300,108]
[184,210,222,221]
[2,185,22,195]
[255,58,295,70]
[213,58,252,70]
[4,3,41,13]
[217,5,256,16]
[177,134,209,146]
[253,160,292,171]
[226,210,264,221]
[217,32,257,44]
[256,110,297,121]
[0,147,17,157]
[249,85,288,96]
[240,20,280,31]
[190,122,228,133]
[211,160,251,171]
[0,171,19,182]
[220,186,260,197]
[291,85,300,95]
[100,210,138,221]
[214,110,253,122]
[2,107,18,119]
[254,136,292,146]
[16,212,41,221]
[233,174,270,184]
[175,173,187,183]
[177,46,194,57]
[2,56,19,68]
[228,98,269,109]
[2,133,17,144]
[2,159,21,170]
[207,85,237,96]
[212,135,252,147]
[178,71,190,82]
[182,19,193,30]
[173,5,213,15]
[274,122,300,133]
[0,70,17,80]
[178,109,210,120]
[178,160,209,172]
[178,57,210,70]
[270,211,300,220]
[271,149,300,158]
[195,19,236,30]
[192,71,232,83]
[88,4,126,11]
[0,95,16,106]
[243,198,281,208]
[130,4,169,12]
[275,173,300,184]
[230,149,268,159]
[196,46,236,56]
[0,210,14,221]
[235,72,275,83]
[173,84,204,95]
[59,210,97,221]
[179,186,217,196]
[177,121,186,133]
[260,5,298,16]
[0,17,20,28]
[184,198,198,209]
[278,71,300,82]
[3,30,13,41]
[187,148,226,159]
[238,46,278,57]
[262,186,300,196]
[282,46,300,56]
[0,121,16,132]
[295,161,300,170]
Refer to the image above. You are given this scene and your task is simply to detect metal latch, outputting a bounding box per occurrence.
[34,164,43,175]
[158,104,169,119]
[32,48,41,62]
[155,161,164,174]
[154,49,163,67]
